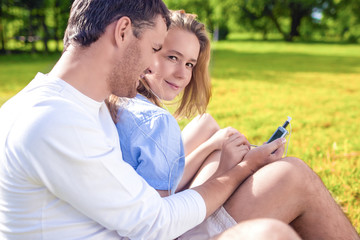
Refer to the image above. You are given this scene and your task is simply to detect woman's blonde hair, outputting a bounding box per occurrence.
[107,10,211,122]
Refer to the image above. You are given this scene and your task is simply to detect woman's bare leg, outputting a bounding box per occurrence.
[189,150,221,188]
[182,113,220,156]
[177,114,222,190]
[224,157,359,240]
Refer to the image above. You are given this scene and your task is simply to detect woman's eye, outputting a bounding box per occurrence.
[168,56,177,61]
[153,47,161,53]
[186,63,194,68]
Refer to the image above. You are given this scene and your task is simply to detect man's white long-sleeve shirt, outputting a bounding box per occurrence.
[0,73,206,240]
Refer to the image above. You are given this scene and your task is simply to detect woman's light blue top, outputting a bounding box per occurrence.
[116,94,185,194]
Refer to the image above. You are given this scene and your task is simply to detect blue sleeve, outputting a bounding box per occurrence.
[120,113,185,193]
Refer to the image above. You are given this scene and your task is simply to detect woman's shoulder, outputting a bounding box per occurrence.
[116,94,177,133]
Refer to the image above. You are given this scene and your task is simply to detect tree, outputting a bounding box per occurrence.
[0,0,17,53]
[322,0,360,42]
[164,0,232,40]
[0,0,5,53]
[222,0,332,41]
[11,0,46,52]
[44,0,72,52]
[164,0,213,30]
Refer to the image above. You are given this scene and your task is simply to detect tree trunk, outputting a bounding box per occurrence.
[54,6,60,52]
[268,13,290,41]
[28,10,36,53]
[289,4,303,40]
[54,0,62,52]
[39,11,49,53]
[0,1,5,53]
[288,2,311,41]
[262,27,268,40]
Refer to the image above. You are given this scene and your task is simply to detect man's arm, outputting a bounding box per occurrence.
[8,102,206,240]
[192,135,286,218]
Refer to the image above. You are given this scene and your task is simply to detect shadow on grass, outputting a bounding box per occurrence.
[222,36,360,45]
[223,39,360,45]
[0,52,61,64]
[211,49,360,81]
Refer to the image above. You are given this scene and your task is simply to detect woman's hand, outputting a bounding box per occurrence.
[241,138,286,173]
[208,127,241,150]
[217,131,250,174]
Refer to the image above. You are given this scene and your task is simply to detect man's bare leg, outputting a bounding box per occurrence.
[224,157,359,240]
[212,218,301,240]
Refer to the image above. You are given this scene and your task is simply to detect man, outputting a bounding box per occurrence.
[0,0,299,239]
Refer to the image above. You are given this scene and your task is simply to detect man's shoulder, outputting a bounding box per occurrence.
[0,78,99,146]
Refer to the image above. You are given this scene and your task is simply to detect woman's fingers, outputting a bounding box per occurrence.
[224,131,250,148]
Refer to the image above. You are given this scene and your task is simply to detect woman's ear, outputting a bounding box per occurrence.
[114,16,132,46]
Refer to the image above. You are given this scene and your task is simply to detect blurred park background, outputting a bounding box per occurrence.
[0,0,360,52]
[0,0,359,234]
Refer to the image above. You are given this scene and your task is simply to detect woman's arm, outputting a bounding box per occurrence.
[179,114,242,190]
[177,127,238,190]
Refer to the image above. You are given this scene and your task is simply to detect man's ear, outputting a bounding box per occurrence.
[114,16,132,46]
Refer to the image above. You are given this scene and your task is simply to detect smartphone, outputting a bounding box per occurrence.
[266,117,291,143]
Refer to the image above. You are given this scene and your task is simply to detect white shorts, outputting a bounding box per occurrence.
[178,207,236,240]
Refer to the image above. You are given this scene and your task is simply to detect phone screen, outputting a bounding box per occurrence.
[267,127,287,143]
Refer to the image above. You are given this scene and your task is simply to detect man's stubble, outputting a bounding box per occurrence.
[107,40,142,98]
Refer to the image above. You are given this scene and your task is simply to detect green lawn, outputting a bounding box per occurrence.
[0,37,359,233]
[0,53,60,105]
[183,36,360,233]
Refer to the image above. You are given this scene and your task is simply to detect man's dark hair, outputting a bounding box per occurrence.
[63,0,170,49]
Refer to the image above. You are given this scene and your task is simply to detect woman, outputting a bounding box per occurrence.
[105,11,358,240]
[107,10,248,196]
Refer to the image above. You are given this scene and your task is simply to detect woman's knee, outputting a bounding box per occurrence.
[196,113,220,133]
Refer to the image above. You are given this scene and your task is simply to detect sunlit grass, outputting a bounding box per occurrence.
[0,53,60,105]
[180,37,360,232]
[0,38,359,233]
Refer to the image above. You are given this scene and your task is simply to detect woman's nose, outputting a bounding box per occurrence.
[174,65,187,80]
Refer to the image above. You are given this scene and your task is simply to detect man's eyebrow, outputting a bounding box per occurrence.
[168,50,197,63]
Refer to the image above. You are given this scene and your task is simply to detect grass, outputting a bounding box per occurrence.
[0,53,60,105]
[0,37,359,233]
[180,36,360,233]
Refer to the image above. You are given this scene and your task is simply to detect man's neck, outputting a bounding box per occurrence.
[49,43,111,102]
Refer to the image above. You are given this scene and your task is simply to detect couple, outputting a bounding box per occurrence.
[0,0,358,239]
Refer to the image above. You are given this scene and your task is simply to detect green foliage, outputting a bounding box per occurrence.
[322,0,360,43]
[163,0,360,42]
[2,0,360,51]
[163,0,213,28]
[0,0,72,52]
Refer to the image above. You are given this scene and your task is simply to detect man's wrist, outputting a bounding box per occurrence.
[239,161,256,175]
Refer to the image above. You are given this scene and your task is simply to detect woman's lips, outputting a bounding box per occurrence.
[165,80,179,90]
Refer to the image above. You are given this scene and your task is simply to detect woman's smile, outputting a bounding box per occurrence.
[165,80,180,90]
